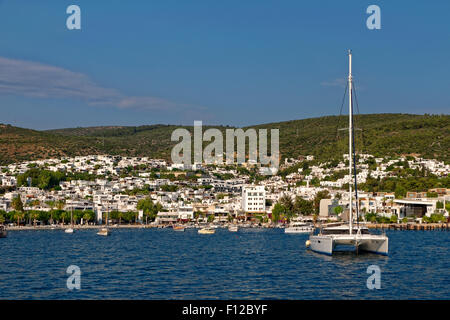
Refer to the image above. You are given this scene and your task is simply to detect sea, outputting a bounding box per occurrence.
[0,228,448,299]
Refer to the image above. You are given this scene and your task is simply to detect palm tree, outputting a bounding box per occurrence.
[56,199,65,211]
[30,211,39,226]
[60,211,68,225]
[14,211,25,226]
[280,194,294,211]
[83,213,91,225]
[49,209,57,225]
[12,196,25,226]
[194,211,200,223]
[137,198,153,224]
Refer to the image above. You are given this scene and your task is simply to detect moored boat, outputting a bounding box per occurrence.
[307,50,388,256]
[198,228,215,234]
[285,222,314,234]
[308,223,388,255]
[228,225,238,232]
[173,225,185,232]
[97,227,109,236]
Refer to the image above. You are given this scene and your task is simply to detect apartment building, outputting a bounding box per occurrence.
[242,185,265,213]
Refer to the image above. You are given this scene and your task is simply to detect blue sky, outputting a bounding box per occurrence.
[0,0,449,130]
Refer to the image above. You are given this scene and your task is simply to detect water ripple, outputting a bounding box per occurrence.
[0,229,448,299]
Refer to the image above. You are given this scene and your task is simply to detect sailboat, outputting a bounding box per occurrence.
[65,200,74,233]
[307,50,388,255]
[97,205,110,236]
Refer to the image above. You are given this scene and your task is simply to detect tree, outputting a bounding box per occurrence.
[313,190,330,214]
[389,215,398,223]
[294,196,314,215]
[394,185,406,198]
[11,196,24,213]
[271,203,284,224]
[83,211,94,224]
[279,194,294,218]
[30,211,39,226]
[117,211,124,225]
[333,206,343,216]
[56,199,65,211]
[137,198,155,224]
[60,211,69,224]
[14,211,25,226]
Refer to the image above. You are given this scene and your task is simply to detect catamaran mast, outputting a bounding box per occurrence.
[348,50,353,235]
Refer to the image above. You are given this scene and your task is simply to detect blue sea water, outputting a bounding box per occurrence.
[0,228,448,299]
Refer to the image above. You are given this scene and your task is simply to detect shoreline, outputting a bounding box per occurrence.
[4,222,449,231]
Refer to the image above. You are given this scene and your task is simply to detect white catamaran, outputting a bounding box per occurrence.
[307,50,389,256]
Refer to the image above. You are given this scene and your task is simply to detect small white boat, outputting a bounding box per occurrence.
[198,228,215,234]
[97,228,109,236]
[65,228,74,233]
[173,225,185,232]
[285,222,314,234]
[228,225,238,232]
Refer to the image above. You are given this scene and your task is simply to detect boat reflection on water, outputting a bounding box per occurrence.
[0,225,7,238]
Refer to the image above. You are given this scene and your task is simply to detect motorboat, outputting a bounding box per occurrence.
[228,225,238,232]
[285,222,314,234]
[97,227,109,236]
[173,225,185,232]
[198,228,215,234]
[65,228,74,233]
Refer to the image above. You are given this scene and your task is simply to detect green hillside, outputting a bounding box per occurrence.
[0,113,448,165]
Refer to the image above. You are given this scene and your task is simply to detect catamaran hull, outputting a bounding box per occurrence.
[309,235,388,256]
[358,237,389,255]
[309,236,334,255]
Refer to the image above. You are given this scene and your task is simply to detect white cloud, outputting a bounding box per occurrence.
[320,78,347,87]
[0,56,187,111]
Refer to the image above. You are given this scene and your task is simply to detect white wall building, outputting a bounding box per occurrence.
[242,185,265,213]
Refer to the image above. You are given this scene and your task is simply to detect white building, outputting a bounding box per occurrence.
[242,185,265,213]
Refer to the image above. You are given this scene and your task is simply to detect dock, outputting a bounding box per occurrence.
[367,223,449,231]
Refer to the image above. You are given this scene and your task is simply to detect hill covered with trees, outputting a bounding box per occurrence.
[0,113,448,165]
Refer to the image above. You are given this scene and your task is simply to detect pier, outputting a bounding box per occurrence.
[367,223,449,231]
